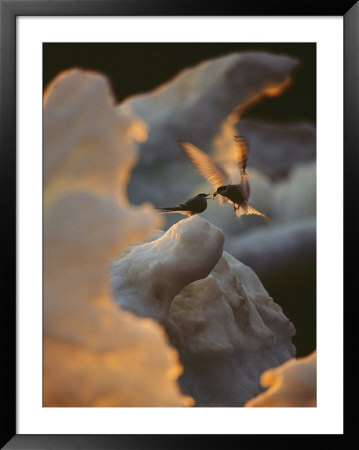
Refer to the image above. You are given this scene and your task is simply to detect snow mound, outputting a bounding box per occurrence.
[43,69,192,407]
[111,216,296,406]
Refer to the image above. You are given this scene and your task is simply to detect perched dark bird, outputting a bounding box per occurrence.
[180,136,270,222]
[157,193,211,217]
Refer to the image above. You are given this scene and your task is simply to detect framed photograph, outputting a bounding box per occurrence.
[2,0,356,448]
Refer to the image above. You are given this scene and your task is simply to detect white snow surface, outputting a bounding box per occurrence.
[43,69,192,407]
[112,215,224,321]
[42,57,310,408]
[112,216,296,406]
[115,51,316,363]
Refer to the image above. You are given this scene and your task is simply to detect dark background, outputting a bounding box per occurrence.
[43,43,316,125]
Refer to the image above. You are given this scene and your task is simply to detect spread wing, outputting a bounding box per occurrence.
[180,142,230,189]
[235,204,271,224]
[234,135,249,186]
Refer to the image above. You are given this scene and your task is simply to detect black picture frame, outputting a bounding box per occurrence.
[1,1,356,448]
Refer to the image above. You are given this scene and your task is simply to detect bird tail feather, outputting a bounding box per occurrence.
[158,207,180,211]
[157,207,190,216]
[235,204,271,224]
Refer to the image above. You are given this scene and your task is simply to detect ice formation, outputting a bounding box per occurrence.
[122,51,299,208]
[233,118,316,180]
[43,51,314,408]
[228,217,316,278]
[43,69,192,407]
[121,51,298,165]
[111,216,296,406]
[112,215,224,321]
[118,50,316,358]
[271,161,316,223]
[245,351,316,407]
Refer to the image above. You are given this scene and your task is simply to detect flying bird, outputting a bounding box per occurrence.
[180,136,270,222]
[157,193,211,217]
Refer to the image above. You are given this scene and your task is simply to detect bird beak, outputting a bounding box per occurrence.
[212,193,217,199]
[204,194,211,200]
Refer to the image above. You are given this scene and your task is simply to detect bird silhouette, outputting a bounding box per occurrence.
[180,136,270,223]
[157,193,211,217]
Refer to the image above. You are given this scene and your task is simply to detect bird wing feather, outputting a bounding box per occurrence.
[235,204,271,224]
[233,135,248,173]
[180,142,230,189]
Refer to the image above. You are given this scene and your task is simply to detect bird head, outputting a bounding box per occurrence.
[213,186,228,198]
[198,193,211,200]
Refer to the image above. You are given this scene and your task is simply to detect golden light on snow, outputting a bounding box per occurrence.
[245,351,316,407]
[43,49,315,408]
[43,69,192,407]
